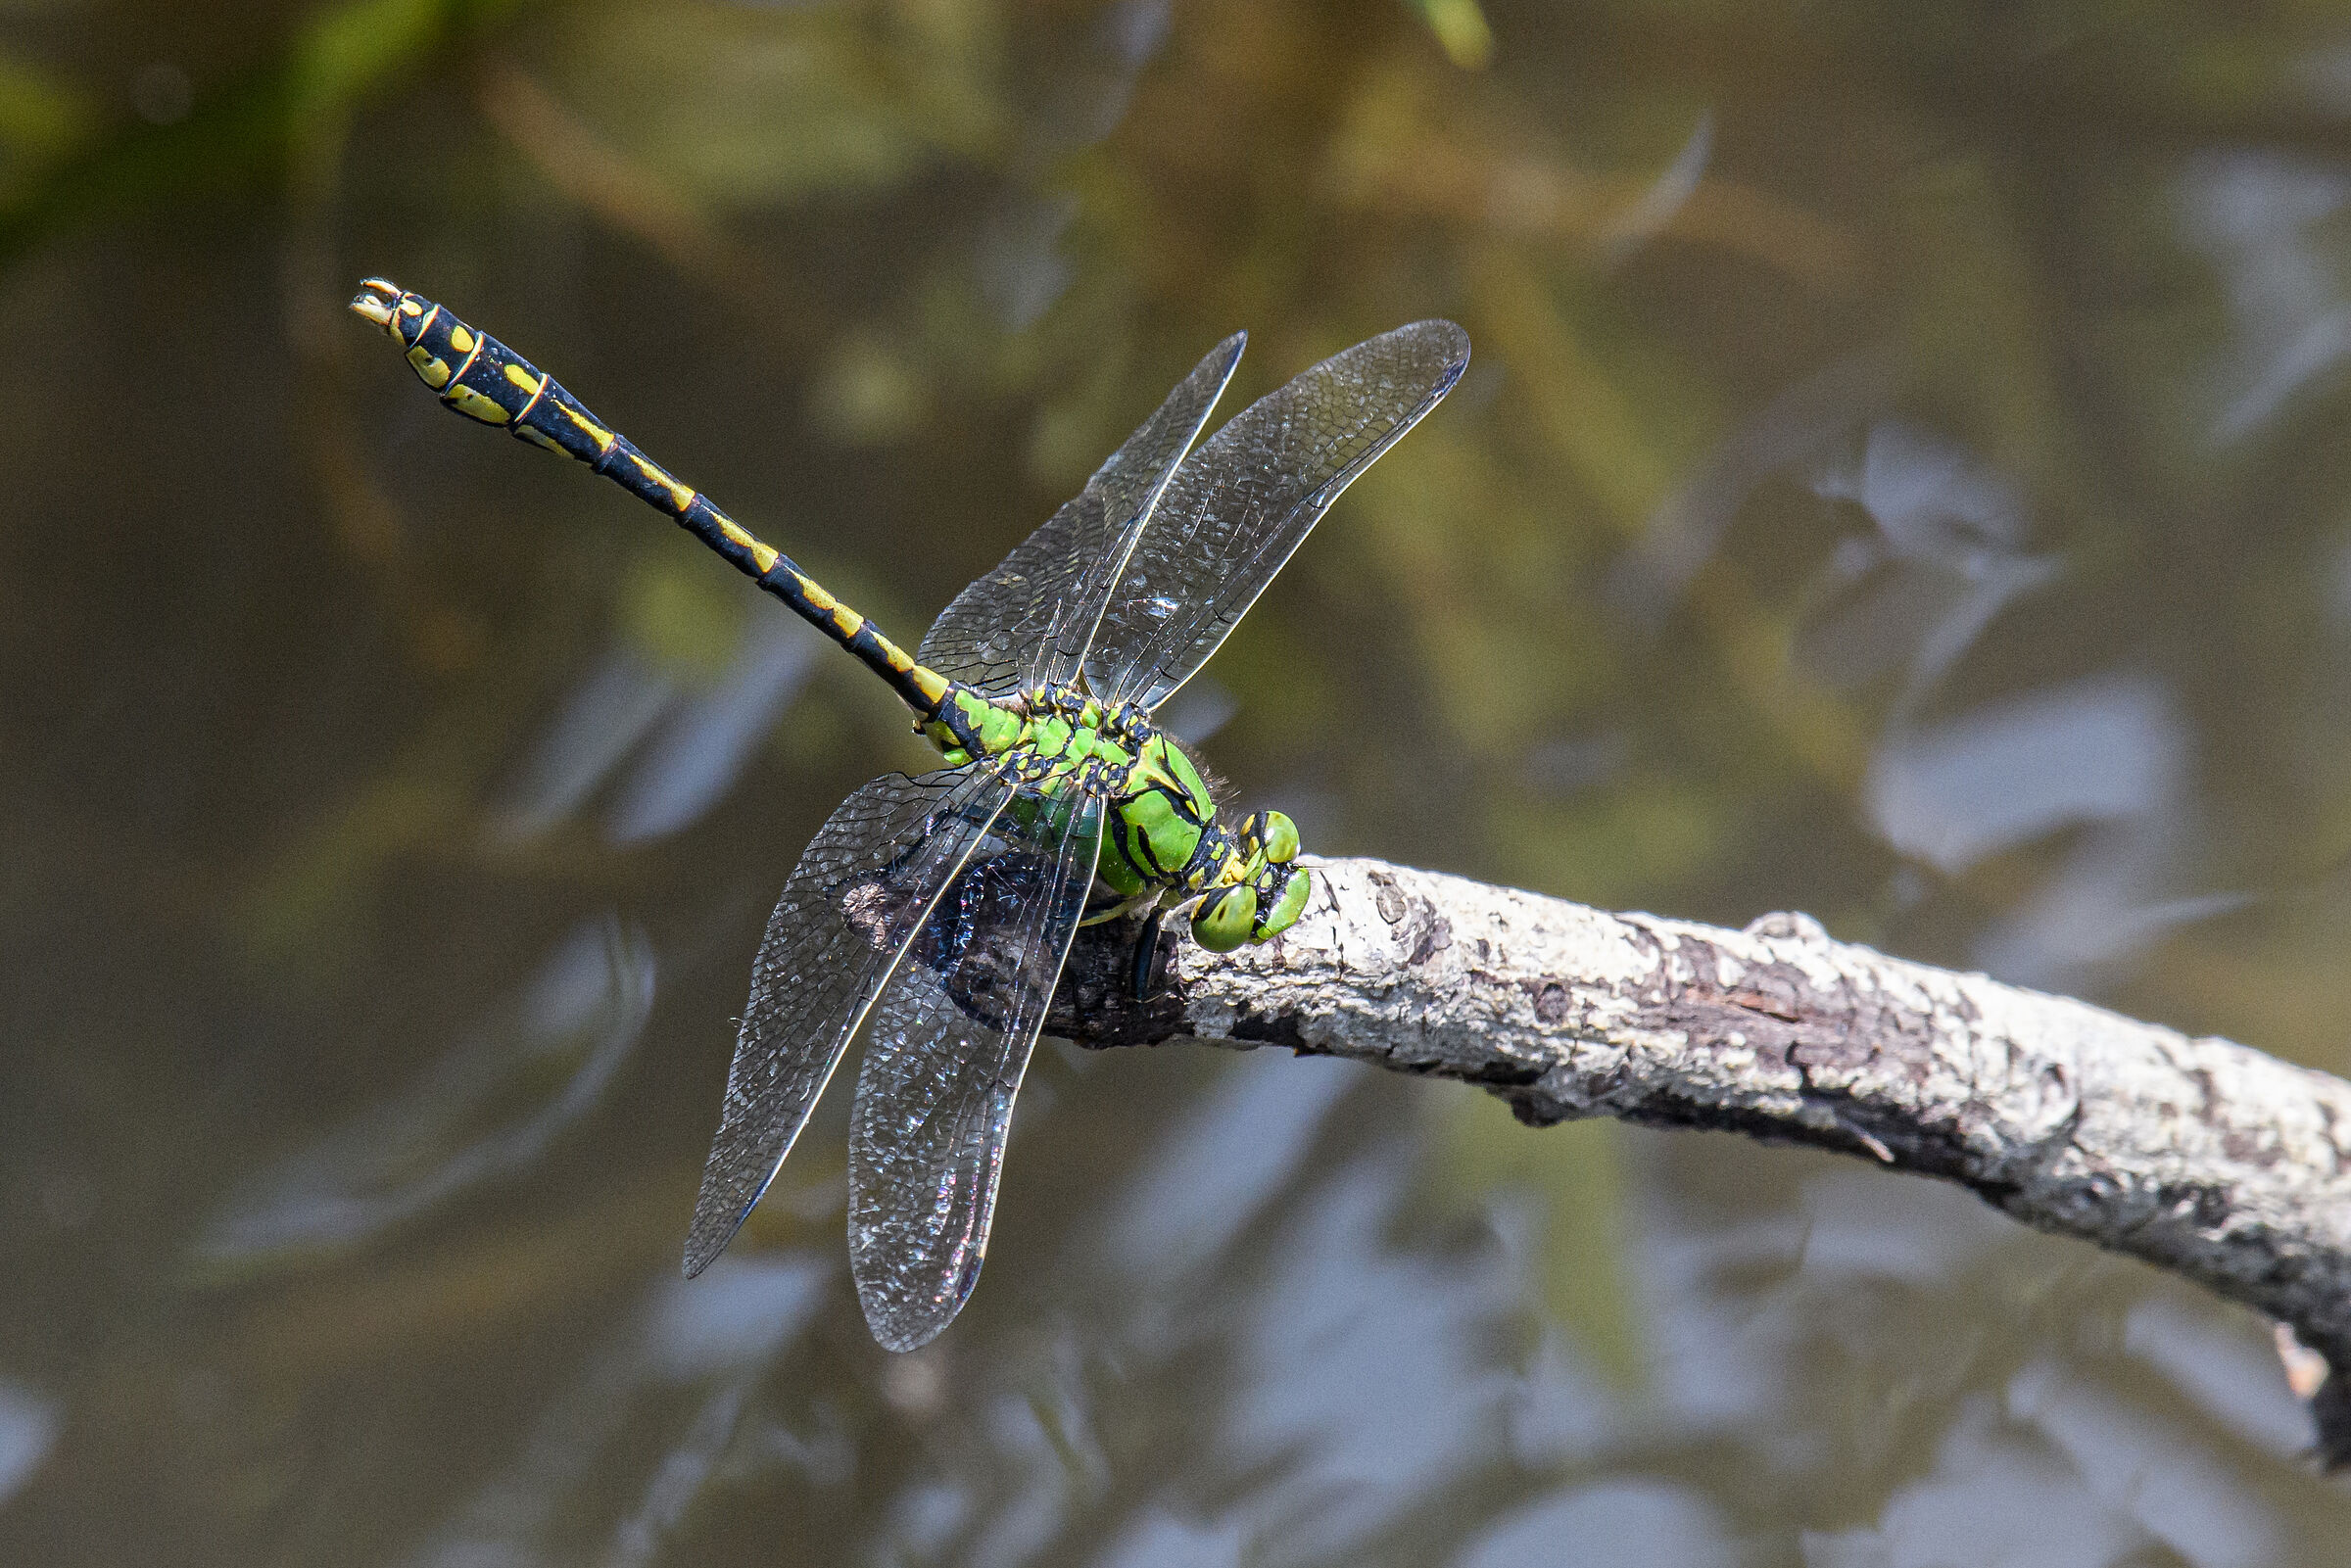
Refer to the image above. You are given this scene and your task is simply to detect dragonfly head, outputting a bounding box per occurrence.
[1189,809,1308,951]
[1239,809,1311,938]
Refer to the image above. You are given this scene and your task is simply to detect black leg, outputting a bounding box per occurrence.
[1129,906,1170,1001]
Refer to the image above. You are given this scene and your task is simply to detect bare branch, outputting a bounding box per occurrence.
[1051,856,2351,1468]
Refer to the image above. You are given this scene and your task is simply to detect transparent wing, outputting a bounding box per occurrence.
[846,780,1104,1351]
[683,766,1015,1277]
[915,334,1245,695]
[1092,319,1470,711]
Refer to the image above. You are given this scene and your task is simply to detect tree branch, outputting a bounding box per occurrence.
[1050,856,2351,1468]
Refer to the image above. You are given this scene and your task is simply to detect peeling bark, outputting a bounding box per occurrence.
[1047,856,2351,1469]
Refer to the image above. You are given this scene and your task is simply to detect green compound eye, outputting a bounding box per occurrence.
[1252,866,1311,939]
[1241,809,1300,864]
[1191,884,1260,952]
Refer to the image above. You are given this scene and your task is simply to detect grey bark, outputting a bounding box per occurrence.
[1048,855,2351,1468]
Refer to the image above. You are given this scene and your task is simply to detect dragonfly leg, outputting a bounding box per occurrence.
[1129,905,1173,1000]
[1080,887,1159,927]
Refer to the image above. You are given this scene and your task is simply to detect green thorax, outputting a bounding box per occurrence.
[921,684,1309,952]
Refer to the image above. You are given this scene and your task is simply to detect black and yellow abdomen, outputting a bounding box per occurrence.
[350,280,959,728]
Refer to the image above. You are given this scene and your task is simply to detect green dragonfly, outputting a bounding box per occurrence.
[352,279,1468,1349]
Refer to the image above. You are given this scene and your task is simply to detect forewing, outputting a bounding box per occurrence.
[915,334,1245,695]
[1093,320,1470,711]
[683,767,1014,1277]
[846,781,1104,1351]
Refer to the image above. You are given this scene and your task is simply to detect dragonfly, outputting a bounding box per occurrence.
[351,278,1469,1349]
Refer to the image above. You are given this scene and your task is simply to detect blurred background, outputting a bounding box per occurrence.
[5,0,2351,1562]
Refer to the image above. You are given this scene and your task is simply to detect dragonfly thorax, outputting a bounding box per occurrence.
[924,681,1310,952]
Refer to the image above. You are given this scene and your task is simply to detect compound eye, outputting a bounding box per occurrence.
[1253,810,1300,864]
[1252,867,1311,939]
[1191,885,1260,953]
